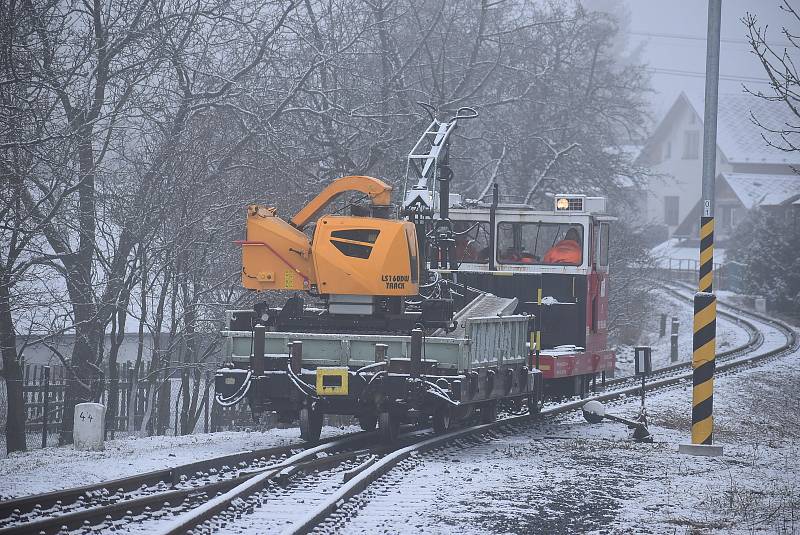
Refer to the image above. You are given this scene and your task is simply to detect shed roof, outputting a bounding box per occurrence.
[722,172,800,209]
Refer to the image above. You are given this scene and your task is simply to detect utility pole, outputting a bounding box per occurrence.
[680,0,723,457]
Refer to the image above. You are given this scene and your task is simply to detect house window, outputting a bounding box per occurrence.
[682,130,700,159]
[664,196,680,226]
[721,206,738,229]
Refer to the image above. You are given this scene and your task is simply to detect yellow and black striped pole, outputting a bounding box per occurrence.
[698,217,714,293]
[681,0,724,456]
[691,291,716,444]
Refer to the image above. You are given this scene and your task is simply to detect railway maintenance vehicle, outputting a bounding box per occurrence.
[215,106,615,441]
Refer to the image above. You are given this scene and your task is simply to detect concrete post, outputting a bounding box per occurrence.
[670,317,679,362]
[74,403,106,451]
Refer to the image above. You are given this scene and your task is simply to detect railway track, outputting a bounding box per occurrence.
[0,432,371,535]
[1,285,795,535]
[601,284,763,392]
[280,286,797,535]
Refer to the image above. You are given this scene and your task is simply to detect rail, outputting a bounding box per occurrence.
[2,285,795,535]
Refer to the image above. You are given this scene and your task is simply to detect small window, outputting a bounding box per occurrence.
[682,130,700,159]
[599,223,610,266]
[664,196,680,226]
[720,205,738,229]
[331,241,372,259]
[330,229,380,243]
[453,221,490,264]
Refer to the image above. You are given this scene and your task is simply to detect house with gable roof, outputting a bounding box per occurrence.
[635,91,800,239]
[674,172,800,240]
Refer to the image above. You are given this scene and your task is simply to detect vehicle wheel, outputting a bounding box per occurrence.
[299,406,323,443]
[480,401,497,424]
[378,411,400,442]
[528,394,541,416]
[358,413,377,432]
[432,407,452,433]
[576,375,591,399]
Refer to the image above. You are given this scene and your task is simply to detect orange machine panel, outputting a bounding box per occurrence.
[239,205,316,291]
[312,217,419,296]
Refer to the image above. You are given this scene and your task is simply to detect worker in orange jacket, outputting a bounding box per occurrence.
[543,227,582,264]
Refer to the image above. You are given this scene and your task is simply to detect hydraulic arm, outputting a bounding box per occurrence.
[290,175,393,230]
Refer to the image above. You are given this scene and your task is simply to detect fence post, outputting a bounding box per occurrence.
[109,374,115,440]
[36,365,43,422]
[23,364,30,425]
[659,313,667,338]
[204,370,211,434]
[41,366,51,448]
[174,390,180,436]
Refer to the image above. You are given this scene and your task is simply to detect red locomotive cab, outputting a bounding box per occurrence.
[446,194,617,398]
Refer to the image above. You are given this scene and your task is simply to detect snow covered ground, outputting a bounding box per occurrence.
[0,425,359,500]
[1,292,793,534]
[343,340,800,534]
[614,289,750,376]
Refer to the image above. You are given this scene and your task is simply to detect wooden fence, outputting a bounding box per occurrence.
[17,361,251,448]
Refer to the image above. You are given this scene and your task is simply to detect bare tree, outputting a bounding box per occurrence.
[744,1,799,158]
[4,0,305,443]
[2,0,653,448]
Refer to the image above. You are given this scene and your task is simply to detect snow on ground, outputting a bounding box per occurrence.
[0,425,359,500]
[615,289,750,376]
[344,344,800,534]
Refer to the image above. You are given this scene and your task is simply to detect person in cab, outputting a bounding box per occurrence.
[543,227,582,265]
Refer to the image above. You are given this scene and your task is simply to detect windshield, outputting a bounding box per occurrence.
[497,222,584,266]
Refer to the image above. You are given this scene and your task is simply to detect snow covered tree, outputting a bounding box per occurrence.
[726,208,800,314]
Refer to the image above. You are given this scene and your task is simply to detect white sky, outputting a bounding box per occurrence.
[588,0,793,120]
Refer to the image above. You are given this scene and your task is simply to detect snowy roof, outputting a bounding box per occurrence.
[722,173,800,209]
[684,91,799,165]
[650,238,725,268]
[643,92,800,166]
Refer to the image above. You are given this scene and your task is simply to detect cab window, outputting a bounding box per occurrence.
[453,221,490,264]
[599,223,609,266]
[497,222,584,266]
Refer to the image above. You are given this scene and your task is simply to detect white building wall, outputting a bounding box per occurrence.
[643,104,732,235]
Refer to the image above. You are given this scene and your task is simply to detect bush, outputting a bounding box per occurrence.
[725,208,800,315]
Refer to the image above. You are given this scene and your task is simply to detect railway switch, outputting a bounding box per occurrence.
[582,400,653,443]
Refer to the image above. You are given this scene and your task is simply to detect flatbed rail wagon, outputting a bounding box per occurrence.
[215,296,542,441]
